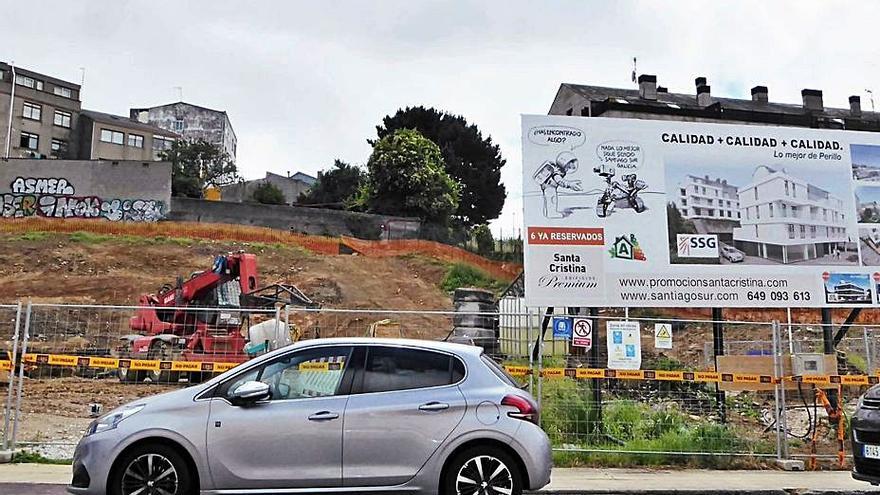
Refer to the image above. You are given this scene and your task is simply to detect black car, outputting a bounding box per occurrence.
[853,386,880,484]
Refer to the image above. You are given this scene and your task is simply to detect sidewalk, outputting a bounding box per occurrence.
[1,464,879,494]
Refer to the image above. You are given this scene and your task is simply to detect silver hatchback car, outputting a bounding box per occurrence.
[68,338,552,495]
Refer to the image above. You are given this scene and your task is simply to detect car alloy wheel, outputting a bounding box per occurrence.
[455,454,513,495]
[121,453,179,495]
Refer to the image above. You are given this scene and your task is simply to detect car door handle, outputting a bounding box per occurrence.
[308,411,339,421]
[419,401,449,412]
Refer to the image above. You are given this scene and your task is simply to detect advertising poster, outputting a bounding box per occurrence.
[522,115,880,307]
[606,320,641,369]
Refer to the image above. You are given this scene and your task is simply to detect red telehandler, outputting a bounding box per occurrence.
[119,252,316,383]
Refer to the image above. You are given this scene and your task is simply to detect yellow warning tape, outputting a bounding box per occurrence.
[502,364,880,386]
[0,359,11,372]
[22,353,239,373]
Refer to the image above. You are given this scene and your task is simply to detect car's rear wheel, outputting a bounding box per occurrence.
[109,443,194,495]
[444,446,522,495]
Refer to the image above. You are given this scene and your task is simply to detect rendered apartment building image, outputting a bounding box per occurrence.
[732,165,849,263]
[676,175,740,221]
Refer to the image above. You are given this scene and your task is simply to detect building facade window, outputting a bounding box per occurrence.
[810,225,817,239]
[53,110,71,128]
[152,135,174,152]
[754,187,759,200]
[15,74,43,91]
[50,138,67,157]
[20,132,38,150]
[22,102,41,121]
[800,225,806,239]
[788,224,795,239]
[173,120,185,131]
[769,203,774,217]
[755,225,759,238]
[53,86,73,98]
[128,134,144,148]
[784,180,789,196]
[756,206,760,219]
[100,129,124,145]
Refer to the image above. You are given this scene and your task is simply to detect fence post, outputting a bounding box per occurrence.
[864,326,873,375]
[772,320,784,460]
[2,302,22,451]
[527,307,534,393]
[536,308,544,419]
[10,302,31,451]
[712,307,726,423]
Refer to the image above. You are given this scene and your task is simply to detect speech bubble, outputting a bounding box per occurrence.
[596,140,643,170]
[528,126,587,150]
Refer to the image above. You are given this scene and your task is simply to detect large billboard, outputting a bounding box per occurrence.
[522,115,880,308]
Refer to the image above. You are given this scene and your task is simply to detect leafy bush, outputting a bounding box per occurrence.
[251,182,287,205]
[440,263,506,293]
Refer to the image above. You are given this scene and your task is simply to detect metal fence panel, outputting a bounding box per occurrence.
[0,303,21,451]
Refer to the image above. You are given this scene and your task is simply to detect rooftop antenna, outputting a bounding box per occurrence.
[173,86,183,101]
[866,89,875,113]
[79,67,85,99]
[631,57,637,85]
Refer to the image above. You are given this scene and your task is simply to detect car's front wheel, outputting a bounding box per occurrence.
[109,443,194,495]
[443,446,522,495]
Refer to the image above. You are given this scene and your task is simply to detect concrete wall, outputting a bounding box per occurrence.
[0,159,171,221]
[221,173,312,205]
[168,197,420,239]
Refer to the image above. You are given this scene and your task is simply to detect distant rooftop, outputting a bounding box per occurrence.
[80,109,177,136]
[553,75,880,131]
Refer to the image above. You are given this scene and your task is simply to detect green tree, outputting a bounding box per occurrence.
[160,139,239,198]
[355,129,460,222]
[373,106,506,227]
[297,160,365,208]
[472,224,495,255]
[666,202,696,251]
[251,182,287,205]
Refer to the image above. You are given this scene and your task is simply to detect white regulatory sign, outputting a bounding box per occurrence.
[572,317,593,350]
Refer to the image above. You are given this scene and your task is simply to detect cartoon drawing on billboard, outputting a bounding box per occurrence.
[594,165,647,218]
[532,151,583,218]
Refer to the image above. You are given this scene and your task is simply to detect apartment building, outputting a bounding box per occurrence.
[77,110,177,161]
[130,102,237,159]
[0,62,82,159]
[676,175,740,221]
[732,165,848,263]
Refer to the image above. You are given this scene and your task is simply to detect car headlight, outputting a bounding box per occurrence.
[85,405,144,436]
[859,394,866,410]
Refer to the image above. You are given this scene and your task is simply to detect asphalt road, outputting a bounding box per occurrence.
[0,484,65,495]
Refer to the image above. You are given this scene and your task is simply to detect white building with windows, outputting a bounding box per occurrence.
[733,165,850,263]
[675,175,740,221]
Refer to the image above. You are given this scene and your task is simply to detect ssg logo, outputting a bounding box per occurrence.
[677,234,718,258]
[609,234,646,261]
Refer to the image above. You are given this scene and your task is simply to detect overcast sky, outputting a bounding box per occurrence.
[4,1,880,236]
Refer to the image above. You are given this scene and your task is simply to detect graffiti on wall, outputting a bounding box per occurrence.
[2,177,165,222]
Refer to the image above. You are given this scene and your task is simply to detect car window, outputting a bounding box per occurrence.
[360,347,461,393]
[216,346,352,401]
[260,347,352,400]
[481,354,522,388]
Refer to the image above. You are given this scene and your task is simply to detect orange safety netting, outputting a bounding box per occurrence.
[0,218,521,281]
[341,236,521,281]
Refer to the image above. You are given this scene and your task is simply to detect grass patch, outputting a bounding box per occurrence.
[11,231,50,242]
[541,386,764,467]
[848,354,869,374]
[12,450,72,465]
[440,263,507,293]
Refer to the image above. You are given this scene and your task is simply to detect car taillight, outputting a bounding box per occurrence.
[501,394,538,424]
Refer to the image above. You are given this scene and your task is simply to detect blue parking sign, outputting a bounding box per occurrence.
[552,317,573,339]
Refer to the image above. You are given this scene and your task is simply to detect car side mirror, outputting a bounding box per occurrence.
[229,381,271,406]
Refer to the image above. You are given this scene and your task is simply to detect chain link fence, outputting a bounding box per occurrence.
[1,301,877,469]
